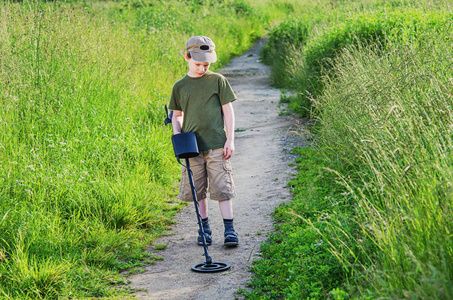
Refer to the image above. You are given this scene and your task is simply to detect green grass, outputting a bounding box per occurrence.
[245,0,453,299]
[314,32,453,298]
[0,0,300,298]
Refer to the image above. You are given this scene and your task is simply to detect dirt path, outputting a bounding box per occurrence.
[128,39,305,300]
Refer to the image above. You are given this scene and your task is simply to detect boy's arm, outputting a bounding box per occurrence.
[171,110,183,134]
[222,102,235,160]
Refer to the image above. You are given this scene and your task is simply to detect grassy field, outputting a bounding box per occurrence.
[243,0,453,299]
[4,0,452,298]
[0,0,300,298]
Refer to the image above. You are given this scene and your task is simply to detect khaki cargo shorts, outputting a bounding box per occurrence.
[179,148,235,202]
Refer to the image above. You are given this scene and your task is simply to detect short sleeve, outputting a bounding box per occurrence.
[168,84,181,111]
[218,75,237,105]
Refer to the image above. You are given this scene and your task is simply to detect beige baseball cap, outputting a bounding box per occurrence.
[185,35,217,63]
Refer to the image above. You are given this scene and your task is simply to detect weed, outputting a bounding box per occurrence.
[153,243,168,251]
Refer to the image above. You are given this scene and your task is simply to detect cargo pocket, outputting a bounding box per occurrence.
[223,160,235,197]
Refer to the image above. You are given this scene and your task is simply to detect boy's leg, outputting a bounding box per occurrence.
[218,199,233,219]
[197,198,212,245]
[198,198,209,219]
[219,199,238,247]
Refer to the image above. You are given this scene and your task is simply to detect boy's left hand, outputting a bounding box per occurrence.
[224,139,235,160]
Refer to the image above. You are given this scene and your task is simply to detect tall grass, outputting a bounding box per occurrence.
[0,0,297,297]
[245,0,453,299]
[314,30,453,298]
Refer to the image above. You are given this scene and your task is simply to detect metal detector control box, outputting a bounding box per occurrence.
[171,132,199,159]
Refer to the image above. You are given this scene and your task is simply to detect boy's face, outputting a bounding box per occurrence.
[185,52,211,78]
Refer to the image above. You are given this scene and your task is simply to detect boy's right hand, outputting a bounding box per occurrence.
[223,139,235,160]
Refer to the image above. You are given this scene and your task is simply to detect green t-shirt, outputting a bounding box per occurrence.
[169,71,236,151]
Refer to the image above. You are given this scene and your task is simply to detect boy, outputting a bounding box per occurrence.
[168,35,239,247]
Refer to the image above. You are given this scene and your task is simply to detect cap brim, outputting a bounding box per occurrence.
[191,51,217,63]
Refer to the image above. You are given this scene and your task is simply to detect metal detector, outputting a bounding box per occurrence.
[164,105,231,273]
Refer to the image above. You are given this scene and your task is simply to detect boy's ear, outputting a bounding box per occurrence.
[183,52,190,61]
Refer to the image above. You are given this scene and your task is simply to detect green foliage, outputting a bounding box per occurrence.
[264,4,453,116]
[242,147,356,299]
[247,0,453,299]
[313,32,453,298]
[261,17,311,65]
[260,18,312,108]
[302,9,453,100]
[0,0,292,298]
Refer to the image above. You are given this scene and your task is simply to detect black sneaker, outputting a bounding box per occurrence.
[224,230,239,247]
[198,228,212,246]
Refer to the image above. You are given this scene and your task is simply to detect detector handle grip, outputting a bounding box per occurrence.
[164,105,173,125]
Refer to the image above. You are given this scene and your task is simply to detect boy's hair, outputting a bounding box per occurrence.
[186,51,192,59]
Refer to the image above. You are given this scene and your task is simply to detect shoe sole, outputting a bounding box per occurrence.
[224,241,238,247]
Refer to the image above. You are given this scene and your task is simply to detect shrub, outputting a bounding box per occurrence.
[264,8,453,116]
[303,9,453,97]
[261,17,311,65]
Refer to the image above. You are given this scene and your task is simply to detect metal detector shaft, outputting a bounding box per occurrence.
[185,158,212,265]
